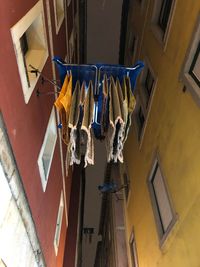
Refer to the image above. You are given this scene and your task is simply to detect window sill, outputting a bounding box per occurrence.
[159,214,178,248]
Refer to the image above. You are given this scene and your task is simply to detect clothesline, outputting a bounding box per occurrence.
[53,57,144,172]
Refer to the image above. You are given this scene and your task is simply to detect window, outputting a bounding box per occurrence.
[136,105,145,140]
[181,16,200,102]
[151,0,175,43]
[54,191,64,255]
[129,231,139,267]
[158,0,172,33]
[189,42,200,87]
[128,32,138,65]
[67,0,72,7]
[143,67,155,107]
[38,108,57,192]
[123,172,130,201]
[53,0,65,34]
[120,163,130,202]
[148,160,176,243]
[133,59,156,143]
[11,0,48,104]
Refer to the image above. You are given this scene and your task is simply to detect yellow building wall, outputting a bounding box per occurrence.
[124,1,200,267]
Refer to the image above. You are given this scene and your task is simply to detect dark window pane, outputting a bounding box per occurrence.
[145,69,154,97]
[123,173,130,201]
[137,107,145,138]
[158,0,172,33]
[130,35,136,54]
[20,33,28,55]
[20,33,30,88]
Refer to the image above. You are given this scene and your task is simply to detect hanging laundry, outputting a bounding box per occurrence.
[67,81,88,166]
[123,76,136,144]
[105,76,124,163]
[68,80,81,165]
[76,82,87,161]
[92,74,109,140]
[53,57,144,169]
[113,78,126,162]
[54,73,72,144]
[81,81,95,167]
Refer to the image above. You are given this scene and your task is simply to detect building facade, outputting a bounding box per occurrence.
[124,0,200,267]
[0,1,82,266]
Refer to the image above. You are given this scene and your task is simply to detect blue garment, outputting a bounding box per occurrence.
[98,182,117,193]
[92,82,104,139]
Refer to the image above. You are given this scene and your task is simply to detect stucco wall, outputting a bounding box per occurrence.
[124,1,200,267]
[0,1,68,266]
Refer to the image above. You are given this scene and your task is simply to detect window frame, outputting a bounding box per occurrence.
[10,0,49,104]
[143,68,155,107]
[67,0,72,7]
[137,105,145,139]
[127,30,139,65]
[181,15,200,104]
[54,191,64,255]
[120,162,131,203]
[147,158,177,245]
[151,0,176,47]
[53,0,65,34]
[129,230,139,267]
[158,0,173,33]
[188,42,200,87]
[38,108,57,192]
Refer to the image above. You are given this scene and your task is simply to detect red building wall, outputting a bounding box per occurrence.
[63,165,82,267]
[0,1,71,266]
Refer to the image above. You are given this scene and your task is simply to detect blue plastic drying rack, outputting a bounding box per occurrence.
[53,57,144,132]
[53,57,144,96]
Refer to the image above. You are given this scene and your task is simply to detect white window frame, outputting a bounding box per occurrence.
[38,108,57,192]
[129,231,139,267]
[148,158,177,245]
[10,0,48,104]
[181,15,200,104]
[151,0,176,47]
[53,0,65,34]
[54,191,64,255]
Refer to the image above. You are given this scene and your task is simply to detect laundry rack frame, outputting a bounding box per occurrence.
[53,57,145,96]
